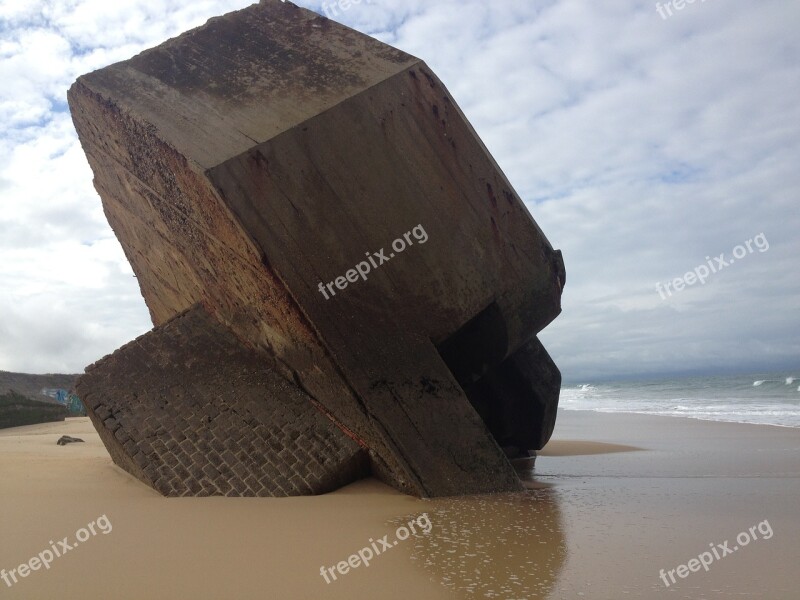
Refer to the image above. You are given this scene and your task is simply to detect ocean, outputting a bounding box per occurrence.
[560,372,800,428]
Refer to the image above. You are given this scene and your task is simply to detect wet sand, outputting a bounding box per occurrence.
[1,411,798,599]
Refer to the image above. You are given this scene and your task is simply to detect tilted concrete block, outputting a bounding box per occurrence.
[77,306,368,496]
[69,0,565,497]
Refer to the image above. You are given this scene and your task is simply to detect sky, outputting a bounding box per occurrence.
[0,0,798,380]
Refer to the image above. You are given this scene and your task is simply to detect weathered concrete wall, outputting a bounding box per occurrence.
[0,391,68,430]
[69,0,564,497]
[77,306,369,496]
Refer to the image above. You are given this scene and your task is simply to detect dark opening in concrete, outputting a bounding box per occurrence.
[437,304,560,457]
[436,303,512,445]
[436,302,508,387]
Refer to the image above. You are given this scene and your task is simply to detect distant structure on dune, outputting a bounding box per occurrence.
[0,390,68,429]
[0,372,81,429]
[68,0,565,498]
[42,388,87,416]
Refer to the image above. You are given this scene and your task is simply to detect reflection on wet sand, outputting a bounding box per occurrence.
[394,489,566,599]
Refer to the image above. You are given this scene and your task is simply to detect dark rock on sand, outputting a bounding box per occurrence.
[57,435,85,446]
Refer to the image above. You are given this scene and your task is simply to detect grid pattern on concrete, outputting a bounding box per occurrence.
[77,306,369,497]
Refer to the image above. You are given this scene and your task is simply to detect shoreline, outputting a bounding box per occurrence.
[559,406,800,430]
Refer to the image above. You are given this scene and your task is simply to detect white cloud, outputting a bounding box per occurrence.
[1,0,799,378]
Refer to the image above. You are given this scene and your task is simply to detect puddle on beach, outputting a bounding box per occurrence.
[392,487,566,599]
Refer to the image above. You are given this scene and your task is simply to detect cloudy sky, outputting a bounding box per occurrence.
[1,0,798,380]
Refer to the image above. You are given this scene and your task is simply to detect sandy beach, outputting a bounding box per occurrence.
[1,410,798,599]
